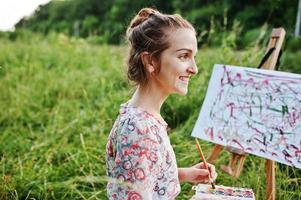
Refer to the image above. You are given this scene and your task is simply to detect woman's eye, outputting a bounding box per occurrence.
[179,54,189,60]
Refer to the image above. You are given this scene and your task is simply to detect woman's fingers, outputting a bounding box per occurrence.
[196,168,209,176]
[196,162,218,181]
[190,162,218,183]
[192,169,209,183]
[207,163,218,180]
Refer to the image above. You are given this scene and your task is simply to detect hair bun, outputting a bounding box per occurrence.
[129,8,159,28]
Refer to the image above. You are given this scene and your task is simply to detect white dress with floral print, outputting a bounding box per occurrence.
[106,103,180,200]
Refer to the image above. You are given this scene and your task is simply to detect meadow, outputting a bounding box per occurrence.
[0,32,300,199]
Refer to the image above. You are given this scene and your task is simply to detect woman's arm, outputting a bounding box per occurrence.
[178,167,189,183]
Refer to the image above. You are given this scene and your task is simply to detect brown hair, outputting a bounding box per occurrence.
[126,8,195,86]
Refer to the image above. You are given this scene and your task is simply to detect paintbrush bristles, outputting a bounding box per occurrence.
[210,180,216,189]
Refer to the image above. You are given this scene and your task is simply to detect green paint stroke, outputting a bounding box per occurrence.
[268,107,282,113]
[282,105,289,116]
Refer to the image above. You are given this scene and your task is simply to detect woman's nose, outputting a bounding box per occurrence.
[188,59,198,75]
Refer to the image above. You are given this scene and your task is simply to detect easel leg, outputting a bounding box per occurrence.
[220,153,236,176]
[208,144,224,163]
[234,155,246,178]
[266,159,276,200]
[229,154,237,169]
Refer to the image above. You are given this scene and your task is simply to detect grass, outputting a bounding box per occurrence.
[0,32,301,199]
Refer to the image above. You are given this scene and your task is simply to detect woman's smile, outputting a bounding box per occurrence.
[179,76,190,84]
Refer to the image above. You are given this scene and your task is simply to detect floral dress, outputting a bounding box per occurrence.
[106,103,180,200]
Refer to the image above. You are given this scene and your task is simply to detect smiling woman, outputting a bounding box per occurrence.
[105,8,217,199]
[151,28,198,96]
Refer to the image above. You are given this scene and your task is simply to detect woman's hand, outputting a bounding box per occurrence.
[178,162,217,184]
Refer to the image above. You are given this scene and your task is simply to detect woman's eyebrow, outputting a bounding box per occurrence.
[175,48,198,55]
[175,48,192,52]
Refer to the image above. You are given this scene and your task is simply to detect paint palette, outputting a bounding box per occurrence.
[191,184,255,200]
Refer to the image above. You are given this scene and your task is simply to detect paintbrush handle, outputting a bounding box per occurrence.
[195,138,209,169]
[195,138,216,189]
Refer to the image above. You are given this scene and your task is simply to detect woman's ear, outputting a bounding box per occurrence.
[140,52,155,73]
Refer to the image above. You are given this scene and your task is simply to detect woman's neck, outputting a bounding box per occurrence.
[129,84,169,118]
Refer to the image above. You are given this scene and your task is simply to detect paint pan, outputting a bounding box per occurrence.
[191,184,255,200]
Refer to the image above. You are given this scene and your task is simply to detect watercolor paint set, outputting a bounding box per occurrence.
[191,184,255,200]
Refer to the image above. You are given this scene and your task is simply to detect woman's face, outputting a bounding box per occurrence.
[152,28,198,96]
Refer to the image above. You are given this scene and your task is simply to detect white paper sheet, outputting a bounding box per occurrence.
[192,64,301,169]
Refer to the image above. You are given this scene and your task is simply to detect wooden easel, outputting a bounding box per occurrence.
[207,27,286,200]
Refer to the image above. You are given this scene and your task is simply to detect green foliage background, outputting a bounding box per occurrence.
[15,0,298,46]
[1,0,301,199]
[0,31,301,199]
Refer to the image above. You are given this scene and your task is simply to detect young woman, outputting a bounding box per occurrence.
[106,8,217,200]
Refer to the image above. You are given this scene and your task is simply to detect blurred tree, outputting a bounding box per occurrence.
[295,0,301,37]
[82,15,98,36]
[14,0,299,45]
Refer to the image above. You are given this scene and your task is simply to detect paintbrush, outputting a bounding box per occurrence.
[195,138,216,189]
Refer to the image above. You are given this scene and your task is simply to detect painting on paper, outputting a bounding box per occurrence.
[192,64,301,169]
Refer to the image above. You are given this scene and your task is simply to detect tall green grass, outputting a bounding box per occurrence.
[0,33,300,199]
